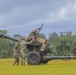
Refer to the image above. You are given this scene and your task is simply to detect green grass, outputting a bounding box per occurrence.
[0,58,76,75]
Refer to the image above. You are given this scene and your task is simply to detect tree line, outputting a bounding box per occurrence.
[0,30,76,58]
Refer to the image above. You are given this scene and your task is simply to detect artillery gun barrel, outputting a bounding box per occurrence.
[0,34,19,42]
[45,56,76,60]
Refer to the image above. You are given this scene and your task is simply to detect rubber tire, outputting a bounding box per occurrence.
[27,51,41,65]
[40,60,48,64]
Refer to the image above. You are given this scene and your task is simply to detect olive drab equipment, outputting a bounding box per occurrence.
[0,24,76,65]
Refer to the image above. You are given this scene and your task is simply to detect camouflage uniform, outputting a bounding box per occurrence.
[20,37,33,65]
[40,43,46,52]
[40,41,47,56]
[13,42,20,65]
[27,28,40,41]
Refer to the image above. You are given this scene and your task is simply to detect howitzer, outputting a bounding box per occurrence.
[0,29,76,65]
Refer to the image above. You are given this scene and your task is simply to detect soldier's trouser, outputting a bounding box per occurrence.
[20,51,26,65]
[13,53,20,65]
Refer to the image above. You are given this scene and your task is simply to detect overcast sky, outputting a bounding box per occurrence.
[0,0,76,37]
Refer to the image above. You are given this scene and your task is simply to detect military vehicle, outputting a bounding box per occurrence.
[0,24,76,65]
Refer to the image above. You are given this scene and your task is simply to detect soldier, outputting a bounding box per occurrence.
[20,37,34,65]
[40,41,47,56]
[27,28,40,41]
[13,41,20,65]
[40,43,46,52]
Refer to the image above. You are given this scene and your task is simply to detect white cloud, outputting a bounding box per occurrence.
[2,2,76,30]
[0,0,76,37]
[74,3,76,9]
[59,8,66,19]
[49,2,76,21]
[1,1,76,28]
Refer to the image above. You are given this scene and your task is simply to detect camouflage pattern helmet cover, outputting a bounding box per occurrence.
[21,37,26,40]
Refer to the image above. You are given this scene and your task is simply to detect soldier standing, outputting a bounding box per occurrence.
[13,41,20,65]
[40,43,46,52]
[20,37,34,65]
[27,28,40,41]
[40,41,47,56]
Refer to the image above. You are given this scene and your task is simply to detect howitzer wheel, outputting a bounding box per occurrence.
[40,59,49,64]
[27,51,41,65]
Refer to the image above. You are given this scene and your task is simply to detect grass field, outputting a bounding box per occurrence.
[0,58,76,75]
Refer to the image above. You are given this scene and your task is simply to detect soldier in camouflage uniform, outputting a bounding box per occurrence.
[40,43,46,52]
[20,37,34,65]
[13,41,20,65]
[40,41,47,56]
[27,28,40,41]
